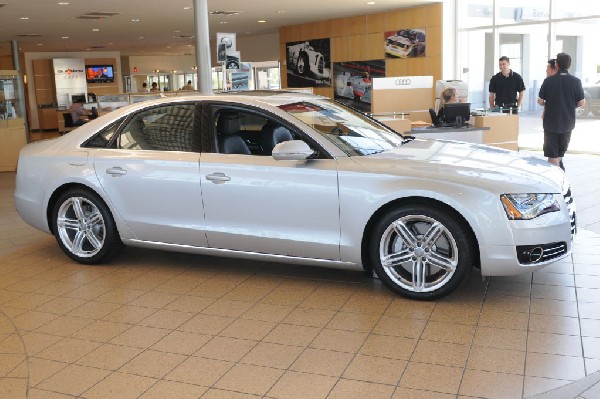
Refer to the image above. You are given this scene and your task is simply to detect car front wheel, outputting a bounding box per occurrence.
[369,205,473,300]
[52,188,123,264]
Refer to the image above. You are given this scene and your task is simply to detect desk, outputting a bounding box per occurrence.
[471,114,519,151]
[405,125,489,144]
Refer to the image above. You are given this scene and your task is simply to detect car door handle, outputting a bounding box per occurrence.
[106,167,127,176]
[206,172,231,184]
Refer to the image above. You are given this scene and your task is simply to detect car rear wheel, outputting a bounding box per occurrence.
[369,205,473,300]
[52,188,123,264]
[296,53,308,76]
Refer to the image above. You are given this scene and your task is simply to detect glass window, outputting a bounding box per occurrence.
[458,29,493,109]
[118,104,198,152]
[554,1,600,19]
[457,0,494,29]
[497,0,549,26]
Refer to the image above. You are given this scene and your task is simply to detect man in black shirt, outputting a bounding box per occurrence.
[538,52,585,170]
[488,56,526,113]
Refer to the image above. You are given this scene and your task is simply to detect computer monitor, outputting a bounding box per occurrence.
[442,102,471,126]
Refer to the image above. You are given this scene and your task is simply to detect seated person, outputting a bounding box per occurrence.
[437,87,459,124]
[181,80,194,91]
[68,100,91,126]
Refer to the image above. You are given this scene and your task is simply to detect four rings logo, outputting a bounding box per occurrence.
[394,78,412,86]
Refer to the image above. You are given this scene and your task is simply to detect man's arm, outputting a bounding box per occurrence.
[488,93,495,108]
[577,99,586,108]
[516,90,524,108]
[537,97,545,106]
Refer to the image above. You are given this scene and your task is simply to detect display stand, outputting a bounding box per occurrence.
[0,70,27,172]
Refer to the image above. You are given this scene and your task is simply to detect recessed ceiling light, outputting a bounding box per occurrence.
[367,1,375,4]
[277,10,286,14]
[131,18,139,22]
[92,28,100,32]
[220,21,228,24]
[138,36,144,40]
[58,2,70,5]
[61,36,69,39]
[37,43,43,46]
[258,20,266,23]
[174,30,181,33]
[183,6,191,10]
[20,17,30,20]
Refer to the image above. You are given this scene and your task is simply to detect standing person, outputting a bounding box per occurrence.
[537,52,585,171]
[546,59,558,78]
[488,56,526,113]
[139,82,149,93]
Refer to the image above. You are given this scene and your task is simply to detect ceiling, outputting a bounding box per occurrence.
[0,0,437,56]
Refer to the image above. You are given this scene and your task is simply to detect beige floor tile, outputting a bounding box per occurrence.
[0,377,27,399]
[478,308,529,330]
[76,343,143,370]
[585,358,600,374]
[164,295,214,313]
[38,337,101,363]
[0,333,24,353]
[11,310,59,331]
[188,279,240,298]
[359,334,417,360]
[343,354,407,384]
[28,387,78,399]
[26,357,68,386]
[71,320,131,342]
[411,340,470,367]
[201,299,254,318]
[327,378,395,399]
[109,325,170,349]
[299,286,354,311]
[459,369,524,399]
[221,284,273,303]
[178,313,234,335]
[94,287,147,304]
[214,363,284,396]
[127,291,180,309]
[4,278,52,294]
[577,287,600,303]
[340,292,392,315]
[201,388,262,398]
[531,284,577,301]
[482,294,531,313]
[153,275,203,295]
[151,330,212,355]
[63,283,114,300]
[486,280,531,297]
[119,349,187,378]
[466,346,525,374]
[240,341,303,369]
[575,274,600,289]
[525,352,586,380]
[35,364,111,396]
[420,321,475,345]
[240,302,294,323]
[282,307,336,328]
[195,336,257,362]
[34,296,88,315]
[263,323,320,347]
[579,302,600,319]
[325,311,381,333]
[33,280,80,296]
[528,313,581,335]
[523,376,573,398]
[310,329,368,353]
[138,308,193,329]
[82,371,157,399]
[102,304,157,324]
[429,303,481,325]
[530,298,579,317]
[532,272,576,286]
[218,318,276,341]
[371,316,427,339]
[21,332,63,356]
[267,370,338,399]
[527,331,583,356]
[472,326,527,351]
[67,300,123,319]
[399,362,462,394]
[290,348,354,376]
[392,387,456,398]
[261,285,315,306]
[138,380,207,399]
[165,356,232,386]
[0,353,25,377]
[581,318,600,338]
[35,315,94,336]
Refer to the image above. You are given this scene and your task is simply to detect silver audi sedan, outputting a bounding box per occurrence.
[14,91,576,300]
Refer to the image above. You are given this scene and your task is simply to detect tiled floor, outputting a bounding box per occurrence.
[1,151,600,399]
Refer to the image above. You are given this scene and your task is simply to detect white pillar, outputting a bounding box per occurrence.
[193,0,213,94]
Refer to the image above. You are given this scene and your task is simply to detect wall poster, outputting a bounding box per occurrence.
[333,60,385,113]
[286,39,331,87]
[384,28,427,58]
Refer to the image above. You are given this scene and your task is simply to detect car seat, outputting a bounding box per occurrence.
[260,122,294,155]
[217,112,250,155]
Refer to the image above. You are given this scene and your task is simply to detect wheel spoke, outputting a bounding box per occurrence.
[427,251,457,271]
[381,249,412,269]
[87,211,103,227]
[57,216,79,230]
[411,259,427,291]
[71,230,87,255]
[392,220,418,248]
[71,198,85,221]
[421,221,444,248]
[85,230,103,251]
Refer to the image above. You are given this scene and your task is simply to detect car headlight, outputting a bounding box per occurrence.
[500,194,561,220]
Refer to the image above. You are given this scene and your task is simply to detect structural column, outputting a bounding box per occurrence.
[193,0,213,94]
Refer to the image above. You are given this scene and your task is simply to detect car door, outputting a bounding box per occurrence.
[199,105,341,261]
[93,103,208,247]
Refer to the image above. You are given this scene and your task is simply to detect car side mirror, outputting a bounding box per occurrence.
[272,140,315,161]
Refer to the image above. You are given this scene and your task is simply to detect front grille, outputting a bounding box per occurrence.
[563,185,577,238]
[516,242,568,265]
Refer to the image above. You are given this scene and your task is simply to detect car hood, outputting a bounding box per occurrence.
[354,138,565,194]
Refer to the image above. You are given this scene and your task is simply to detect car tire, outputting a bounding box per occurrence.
[369,205,473,300]
[52,188,124,264]
[297,53,309,76]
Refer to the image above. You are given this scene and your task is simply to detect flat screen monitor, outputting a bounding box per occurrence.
[442,102,471,126]
[85,65,114,83]
[71,94,87,104]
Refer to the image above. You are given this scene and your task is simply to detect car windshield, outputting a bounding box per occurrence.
[278,99,405,156]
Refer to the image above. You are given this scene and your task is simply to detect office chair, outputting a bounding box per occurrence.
[429,108,440,126]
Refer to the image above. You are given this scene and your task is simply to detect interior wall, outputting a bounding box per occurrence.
[279,3,443,99]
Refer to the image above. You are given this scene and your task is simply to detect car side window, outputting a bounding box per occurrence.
[214,109,296,156]
[118,104,198,152]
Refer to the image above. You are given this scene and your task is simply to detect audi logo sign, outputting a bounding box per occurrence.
[372,76,433,90]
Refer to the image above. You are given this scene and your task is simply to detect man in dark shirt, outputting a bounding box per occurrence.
[537,52,585,170]
[488,56,526,113]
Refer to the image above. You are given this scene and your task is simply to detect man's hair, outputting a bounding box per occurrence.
[548,59,556,69]
[556,52,571,70]
[499,56,510,63]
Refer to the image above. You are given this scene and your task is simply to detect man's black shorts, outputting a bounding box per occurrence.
[544,131,572,158]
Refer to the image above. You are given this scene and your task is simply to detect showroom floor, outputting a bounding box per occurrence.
[1,152,600,399]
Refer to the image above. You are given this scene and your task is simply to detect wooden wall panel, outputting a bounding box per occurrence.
[301,20,333,40]
[404,7,428,28]
[425,26,442,57]
[366,13,386,34]
[366,33,385,60]
[331,15,366,37]
[348,35,368,61]
[426,3,443,27]
[384,9,406,32]
[331,37,349,63]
